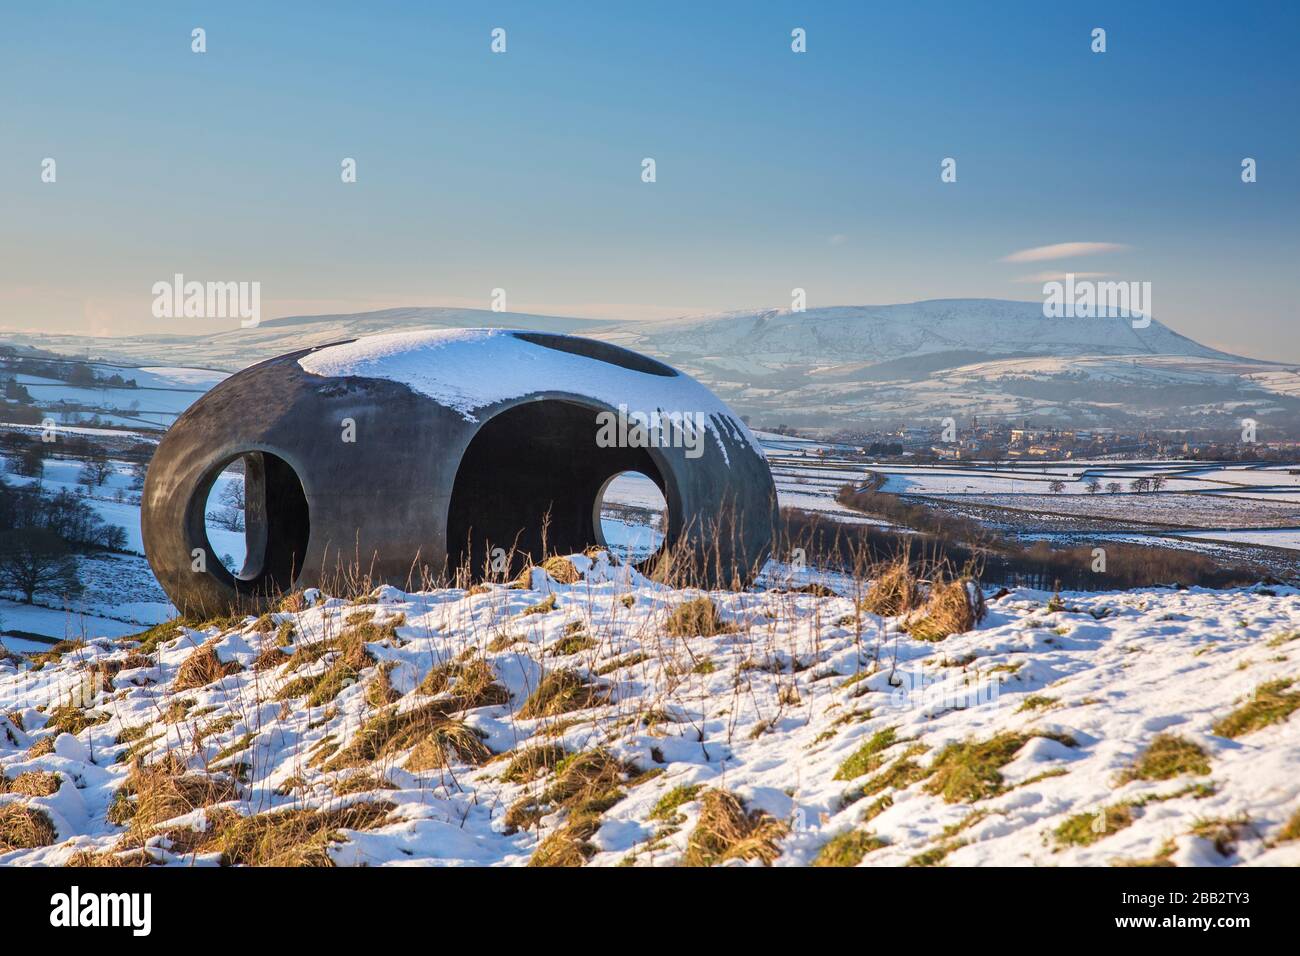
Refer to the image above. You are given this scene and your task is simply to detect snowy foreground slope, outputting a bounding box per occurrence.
[2,555,1298,867]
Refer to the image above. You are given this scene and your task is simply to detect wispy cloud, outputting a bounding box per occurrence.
[1002,242,1129,263]
[1013,270,1110,284]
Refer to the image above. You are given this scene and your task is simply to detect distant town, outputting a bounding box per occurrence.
[761,417,1300,463]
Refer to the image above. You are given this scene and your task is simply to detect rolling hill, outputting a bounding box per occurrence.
[5,299,1299,430]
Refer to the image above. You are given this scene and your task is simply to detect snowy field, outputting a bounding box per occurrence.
[759,444,1300,554]
[1170,528,1300,550]
[923,491,1300,530]
[8,363,224,431]
[1,556,1297,866]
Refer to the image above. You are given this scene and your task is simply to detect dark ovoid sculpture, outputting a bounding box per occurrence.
[142,329,777,614]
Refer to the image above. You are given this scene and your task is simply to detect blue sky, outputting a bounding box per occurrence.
[2,1,1297,359]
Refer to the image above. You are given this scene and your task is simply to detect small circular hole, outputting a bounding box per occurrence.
[594,470,668,563]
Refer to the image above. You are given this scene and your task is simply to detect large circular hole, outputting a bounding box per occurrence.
[595,470,668,564]
[200,451,310,593]
[446,400,670,580]
[204,460,247,575]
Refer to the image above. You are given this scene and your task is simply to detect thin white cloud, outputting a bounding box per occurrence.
[1002,242,1129,263]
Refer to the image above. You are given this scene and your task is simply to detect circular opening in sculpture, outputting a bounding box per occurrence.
[203,460,248,575]
[200,450,310,593]
[593,470,668,563]
[446,399,671,581]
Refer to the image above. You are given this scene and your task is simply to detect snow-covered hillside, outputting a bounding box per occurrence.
[602,300,1299,429]
[606,298,1238,366]
[2,556,1297,866]
[10,299,1297,429]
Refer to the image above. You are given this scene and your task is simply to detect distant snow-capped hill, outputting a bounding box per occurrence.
[596,299,1296,428]
[3,308,612,371]
[603,299,1243,373]
[4,299,1294,429]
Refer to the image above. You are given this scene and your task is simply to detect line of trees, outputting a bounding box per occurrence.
[0,478,130,603]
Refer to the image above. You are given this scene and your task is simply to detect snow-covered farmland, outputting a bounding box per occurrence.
[923,491,1300,530]
[1,557,1297,866]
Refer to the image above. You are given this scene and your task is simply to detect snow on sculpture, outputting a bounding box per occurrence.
[141,329,777,615]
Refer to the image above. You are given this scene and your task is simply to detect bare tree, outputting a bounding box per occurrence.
[0,529,81,604]
[206,478,246,532]
[1049,479,1066,493]
[1106,481,1122,494]
[1150,475,1167,492]
[76,450,114,490]
[1086,478,1102,494]
[1130,477,1151,493]
[10,441,46,478]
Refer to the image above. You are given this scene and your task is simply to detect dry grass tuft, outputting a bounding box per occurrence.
[904,577,986,642]
[513,556,581,588]
[1054,803,1136,847]
[523,594,557,615]
[174,641,243,691]
[1212,679,1300,738]
[30,639,88,667]
[404,720,492,771]
[812,829,887,866]
[129,621,180,655]
[924,732,1073,804]
[1117,734,1211,783]
[278,591,307,613]
[550,622,597,656]
[501,743,569,783]
[5,771,61,797]
[682,789,788,866]
[665,598,731,637]
[517,669,608,719]
[108,755,240,829]
[859,559,922,617]
[512,750,656,864]
[649,783,703,823]
[366,662,401,707]
[277,626,383,707]
[417,657,509,708]
[1276,807,1300,843]
[252,646,290,672]
[486,631,523,652]
[834,727,898,781]
[323,702,491,771]
[0,804,57,850]
[217,801,395,866]
[63,848,158,867]
[46,703,110,736]
[330,773,397,796]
